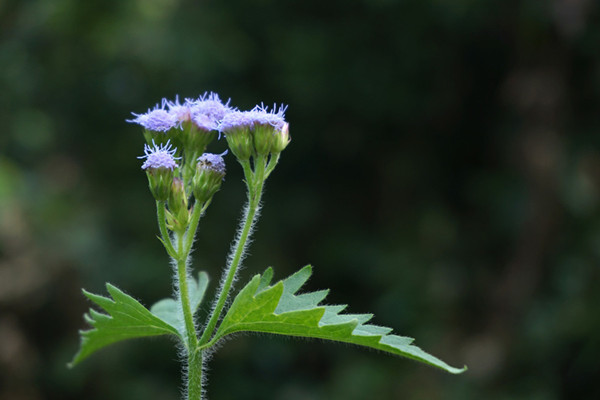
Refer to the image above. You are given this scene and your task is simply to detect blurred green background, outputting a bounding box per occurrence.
[1,0,599,399]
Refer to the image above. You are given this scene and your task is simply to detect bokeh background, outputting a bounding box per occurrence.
[1,0,599,399]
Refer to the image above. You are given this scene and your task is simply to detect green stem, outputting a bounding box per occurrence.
[157,201,177,258]
[184,200,210,255]
[175,231,201,398]
[176,233,199,350]
[199,156,267,345]
[265,153,280,178]
[187,350,203,400]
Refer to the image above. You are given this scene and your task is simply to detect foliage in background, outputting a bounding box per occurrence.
[0,0,599,399]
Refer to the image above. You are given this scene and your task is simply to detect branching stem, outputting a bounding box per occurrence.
[199,155,267,345]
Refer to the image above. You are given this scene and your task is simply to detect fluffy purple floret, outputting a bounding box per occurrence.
[189,92,231,131]
[128,100,177,132]
[165,92,231,131]
[191,92,231,118]
[218,104,287,133]
[138,140,180,170]
[166,96,194,124]
[197,152,226,174]
[192,114,219,131]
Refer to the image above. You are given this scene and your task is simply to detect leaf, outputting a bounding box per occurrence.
[212,266,466,374]
[69,283,181,367]
[150,272,209,336]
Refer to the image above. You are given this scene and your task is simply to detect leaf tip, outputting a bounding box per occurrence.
[198,270,209,281]
[67,352,84,369]
[451,365,468,374]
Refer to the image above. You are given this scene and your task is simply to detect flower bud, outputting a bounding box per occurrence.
[138,140,180,202]
[167,177,190,230]
[183,118,218,156]
[224,126,254,161]
[193,153,226,204]
[271,122,290,154]
[253,124,275,156]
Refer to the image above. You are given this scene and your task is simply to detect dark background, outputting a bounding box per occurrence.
[1,0,599,399]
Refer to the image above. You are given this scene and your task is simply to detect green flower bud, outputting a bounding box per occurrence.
[271,122,290,154]
[168,177,190,230]
[223,127,254,161]
[193,153,226,204]
[181,120,217,157]
[253,124,276,156]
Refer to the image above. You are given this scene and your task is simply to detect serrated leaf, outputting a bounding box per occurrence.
[213,266,466,374]
[150,272,209,336]
[70,283,181,367]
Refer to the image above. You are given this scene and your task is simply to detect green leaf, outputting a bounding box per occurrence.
[212,265,466,374]
[150,272,209,336]
[69,283,181,367]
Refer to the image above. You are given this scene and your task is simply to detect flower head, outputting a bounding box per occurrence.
[138,140,180,170]
[192,113,219,132]
[166,96,194,125]
[218,104,287,134]
[197,152,227,175]
[128,100,178,132]
[190,92,231,121]
[219,104,288,158]
[193,151,227,203]
[183,92,231,132]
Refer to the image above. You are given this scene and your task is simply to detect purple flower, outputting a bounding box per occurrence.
[165,92,231,132]
[190,92,231,121]
[189,92,231,132]
[128,100,178,132]
[197,152,226,174]
[192,114,219,132]
[166,96,194,124]
[138,140,180,170]
[218,104,287,133]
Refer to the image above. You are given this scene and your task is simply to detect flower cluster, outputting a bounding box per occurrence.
[129,92,230,133]
[131,92,290,223]
[218,104,290,159]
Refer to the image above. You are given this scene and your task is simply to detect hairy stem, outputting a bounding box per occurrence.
[174,231,201,399]
[176,234,198,350]
[199,155,267,345]
[187,350,203,400]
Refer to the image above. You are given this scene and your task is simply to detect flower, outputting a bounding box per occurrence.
[138,140,180,170]
[197,152,227,175]
[218,104,288,158]
[190,92,231,121]
[188,92,231,132]
[192,113,219,132]
[128,100,178,132]
[193,152,227,203]
[218,104,287,133]
[138,140,180,201]
[166,96,194,124]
